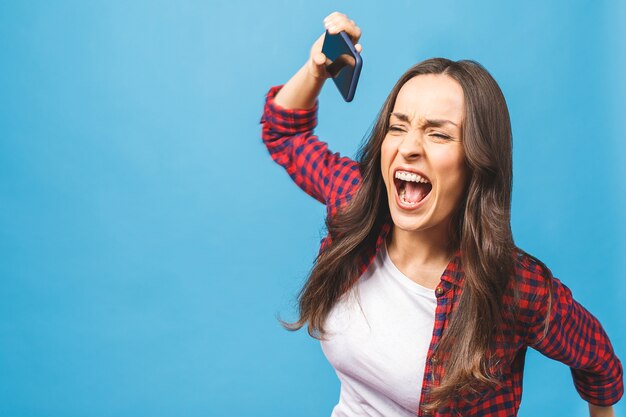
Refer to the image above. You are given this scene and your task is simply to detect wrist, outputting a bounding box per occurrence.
[305,59,328,83]
[588,403,614,417]
[273,63,324,110]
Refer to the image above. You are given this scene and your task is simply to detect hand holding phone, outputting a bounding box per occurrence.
[307,12,363,101]
[273,12,362,110]
[322,30,362,102]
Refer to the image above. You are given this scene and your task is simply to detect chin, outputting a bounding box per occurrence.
[389,206,428,231]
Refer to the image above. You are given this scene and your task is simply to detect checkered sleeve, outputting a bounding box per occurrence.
[259,85,361,206]
[526,266,624,406]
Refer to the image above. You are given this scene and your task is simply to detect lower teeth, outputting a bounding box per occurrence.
[400,191,417,205]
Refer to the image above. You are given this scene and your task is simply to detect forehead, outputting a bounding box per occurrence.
[392,74,465,125]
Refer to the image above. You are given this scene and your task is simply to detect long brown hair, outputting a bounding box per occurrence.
[279,58,545,409]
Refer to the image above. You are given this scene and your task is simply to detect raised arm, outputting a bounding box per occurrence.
[259,12,364,209]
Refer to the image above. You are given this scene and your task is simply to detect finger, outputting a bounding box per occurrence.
[324,14,349,30]
[313,52,327,66]
[324,12,350,29]
[331,24,361,43]
[324,18,340,34]
[324,17,360,42]
[325,11,345,21]
[346,23,361,42]
[355,44,362,53]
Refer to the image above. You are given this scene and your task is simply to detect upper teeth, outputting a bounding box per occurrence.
[395,170,430,183]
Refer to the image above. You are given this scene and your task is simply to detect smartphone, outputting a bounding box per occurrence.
[321,30,362,102]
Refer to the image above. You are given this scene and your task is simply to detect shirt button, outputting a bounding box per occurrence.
[435,286,444,296]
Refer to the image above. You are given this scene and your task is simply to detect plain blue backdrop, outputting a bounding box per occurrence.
[1,1,624,416]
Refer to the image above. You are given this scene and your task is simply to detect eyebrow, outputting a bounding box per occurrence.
[390,112,459,127]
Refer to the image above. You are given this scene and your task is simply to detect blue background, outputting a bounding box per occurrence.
[1,1,624,416]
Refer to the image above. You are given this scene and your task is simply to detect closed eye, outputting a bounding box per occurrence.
[431,133,451,140]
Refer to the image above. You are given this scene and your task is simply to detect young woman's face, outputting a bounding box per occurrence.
[381,74,468,235]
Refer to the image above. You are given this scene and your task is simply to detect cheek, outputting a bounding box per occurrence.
[432,148,467,190]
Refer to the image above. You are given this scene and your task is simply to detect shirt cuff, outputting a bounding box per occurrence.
[259,84,318,133]
[571,364,624,406]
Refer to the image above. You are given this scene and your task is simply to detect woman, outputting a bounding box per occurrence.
[259,12,623,417]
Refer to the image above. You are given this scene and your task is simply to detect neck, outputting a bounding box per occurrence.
[386,221,455,269]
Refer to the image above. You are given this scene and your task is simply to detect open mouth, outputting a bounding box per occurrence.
[393,169,433,208]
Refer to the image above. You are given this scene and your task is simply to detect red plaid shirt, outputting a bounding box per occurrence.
[260,84,623,416]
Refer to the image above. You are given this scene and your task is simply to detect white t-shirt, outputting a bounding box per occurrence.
[320,240,437,417]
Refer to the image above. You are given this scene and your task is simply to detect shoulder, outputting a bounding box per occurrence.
[512,247,553,282]
[508,247,555,311]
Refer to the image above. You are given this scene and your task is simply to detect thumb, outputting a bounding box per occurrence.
[313,52,327,67]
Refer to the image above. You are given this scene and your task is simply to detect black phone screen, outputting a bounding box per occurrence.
[321,30,362,102]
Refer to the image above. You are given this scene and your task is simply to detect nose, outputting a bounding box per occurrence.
[397,130,424,160]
